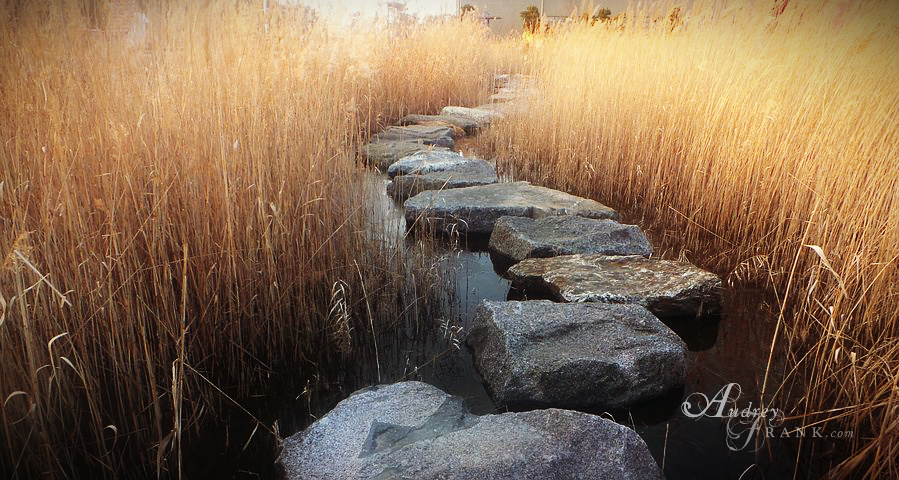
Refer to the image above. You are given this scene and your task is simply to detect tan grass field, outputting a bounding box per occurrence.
[0,2,517,478]
[2,0,897,478]
[481,1,898,478]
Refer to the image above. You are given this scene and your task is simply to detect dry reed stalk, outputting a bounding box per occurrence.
[481,1,898,477]
[0,1,520,478]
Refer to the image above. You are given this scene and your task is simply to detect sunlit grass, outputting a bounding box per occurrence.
[0,2,518,478]
[482,1,898,477]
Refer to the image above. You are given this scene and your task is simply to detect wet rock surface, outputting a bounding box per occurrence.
[489,216,652,264]
[404,181,618,235]
[277,381,664,480]
[360,141,450,171]
[507,254,723,318]
[467,300,686,410]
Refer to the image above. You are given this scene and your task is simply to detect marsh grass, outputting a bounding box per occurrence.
[0,2,518,478]
[482,1,898,477]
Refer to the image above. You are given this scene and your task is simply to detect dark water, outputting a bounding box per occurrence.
[360,171,809,480]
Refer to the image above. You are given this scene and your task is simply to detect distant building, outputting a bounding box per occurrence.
[386,2,415,24]
[459,1,625,35]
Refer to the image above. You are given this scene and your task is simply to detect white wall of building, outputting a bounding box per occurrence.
[468,0,627,35]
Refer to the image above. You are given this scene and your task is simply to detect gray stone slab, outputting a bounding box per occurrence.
[388,158,498,200]
[507,254,723,317]
[403,181,618,235]
[474,102,519,116]
[489,215,652,263]
[372,125,455,149]
[440,106,504,129]
[398,114,480,135]
[488,92,520,103]
[468,300,686,409]
[386,150,469,178]
[493,73,535,90]
[277,381,663,480]
[359,141,449,171]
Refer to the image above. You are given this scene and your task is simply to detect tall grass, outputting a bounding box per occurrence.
[0,2,516,478]
[482,1,898,477]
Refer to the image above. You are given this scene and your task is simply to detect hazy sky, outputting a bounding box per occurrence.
[303,0,454,18]
[301,1,630,19]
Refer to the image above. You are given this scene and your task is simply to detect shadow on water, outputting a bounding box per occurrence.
[623,288,806,480]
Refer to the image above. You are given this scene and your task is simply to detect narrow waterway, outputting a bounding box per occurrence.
[361,169,805,479]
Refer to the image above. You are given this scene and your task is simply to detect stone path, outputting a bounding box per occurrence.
[280,74,723,478]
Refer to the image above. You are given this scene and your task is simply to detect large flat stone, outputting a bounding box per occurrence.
[399,114,480,135]
[386,150,470,178]
[388,156,498,200]
[507,254,723,317]
[493,73,535,90]
[467,301,686,409]
[488,83,534,104]
[473,102,522,118]
[488,92,520,103]
[404,181,618,235]
[440,106,504,129]
[372,125,455,149]
[359,141,449,171]
[278,381,663,480]
[489,215,652,263]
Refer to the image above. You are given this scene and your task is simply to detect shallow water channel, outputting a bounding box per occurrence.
[362,170,805,480]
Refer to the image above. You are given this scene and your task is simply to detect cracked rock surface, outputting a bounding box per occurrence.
[404,182,618,235]
[277,381,663,480]
[359,141,450,171]
[467,300,686,409]
[489,216,652,264]
[507,254,723,318]
[386,151,497,199]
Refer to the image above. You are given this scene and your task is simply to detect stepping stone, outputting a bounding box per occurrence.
[278,381,663,480]
[488,92,520,103]
[493,73,535,89]
[440,106,503,129]
[388,165,498,200]
[386,150,472,178]
[372,125,455,149]
[489,215,652,264]
[404,181,618,236]
[359,141,449,171]
[486,75,534,104]
[488,86,533,104]
[506,254,723,318]
[387,154,498,199]
[474,102,519,115]
[467,300,686,409]
[399,114,479,135]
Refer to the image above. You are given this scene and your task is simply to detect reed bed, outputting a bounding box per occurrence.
[482,1,898,477]
[0,2,517,478]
